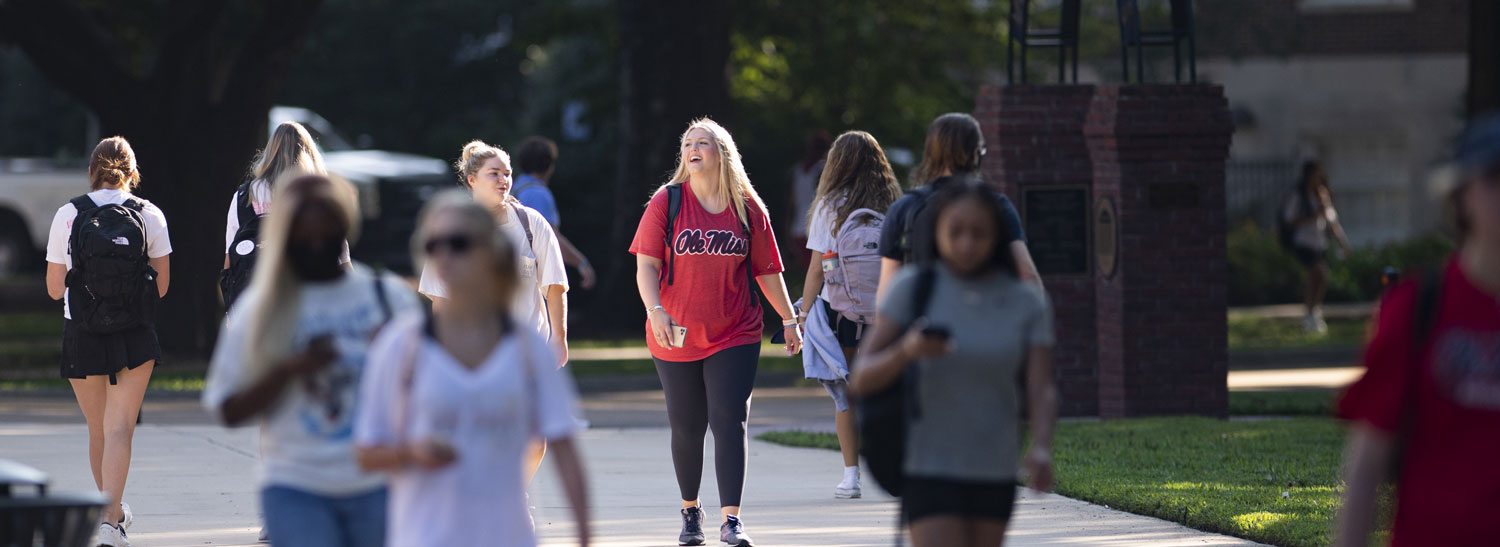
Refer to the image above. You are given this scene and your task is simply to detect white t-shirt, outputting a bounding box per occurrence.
[417,204,568,338]
[225,180,350,263]
[805,200,842,302]
[202,265,419,497]
[1283,193,1338,251]
[355,312,580,547]
[44,189,173,320]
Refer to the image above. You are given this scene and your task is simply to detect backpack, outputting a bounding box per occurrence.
[858,264,936,498]
[66,195,157,334]
[220,182,262,311]
[824,208,884,325]
[896,185,938,265]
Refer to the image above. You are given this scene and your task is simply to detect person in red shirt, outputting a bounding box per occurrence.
[1335,114,1500,546]
[631,118,802,547]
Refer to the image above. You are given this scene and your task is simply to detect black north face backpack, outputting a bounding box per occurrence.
[66,195,158,334]
[219,182,262,310]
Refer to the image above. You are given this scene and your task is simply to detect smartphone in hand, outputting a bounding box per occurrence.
[670,325,688,349]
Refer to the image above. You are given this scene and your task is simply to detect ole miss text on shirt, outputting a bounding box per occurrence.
[630,183,783,362]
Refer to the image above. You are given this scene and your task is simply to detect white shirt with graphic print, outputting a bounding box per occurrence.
[202,265,419,496]
[45,188,173,320]
[417,203,568,339]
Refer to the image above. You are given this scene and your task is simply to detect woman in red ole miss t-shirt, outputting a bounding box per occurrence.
[631,118,802,547]
[1334,115,1500,547]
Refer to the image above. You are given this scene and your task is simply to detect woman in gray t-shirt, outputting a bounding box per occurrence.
[851,182,1058,547]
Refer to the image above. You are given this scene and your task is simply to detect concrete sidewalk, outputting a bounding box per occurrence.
[0,423,1261,546]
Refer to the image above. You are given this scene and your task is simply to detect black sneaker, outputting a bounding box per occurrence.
[679,506,706,546]
[720,515,754,546]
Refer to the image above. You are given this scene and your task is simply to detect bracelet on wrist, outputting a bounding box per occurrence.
[646,305,665,316]
[781,318,799,327]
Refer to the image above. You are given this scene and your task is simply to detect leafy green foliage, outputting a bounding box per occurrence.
[1228,390,1336,417]
[1228,222,1454,306]
[759,417,1374,547]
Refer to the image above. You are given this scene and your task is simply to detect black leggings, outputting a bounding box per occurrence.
[654,343,760,507]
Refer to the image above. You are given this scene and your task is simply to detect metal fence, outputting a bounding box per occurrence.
[1225,158,1296,229]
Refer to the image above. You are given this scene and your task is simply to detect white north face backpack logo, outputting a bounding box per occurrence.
[112,237,130,246]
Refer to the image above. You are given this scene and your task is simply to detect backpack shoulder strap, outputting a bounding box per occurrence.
[510,202,536,250]
[899,187,933,263]
[119,196,145,212]
[664,184,683,285]
[69,195,97,214]
[236,182,258,227]
[909,264,938,326]
[372,271,393,324]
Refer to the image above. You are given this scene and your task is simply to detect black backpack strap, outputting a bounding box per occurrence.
[118,196,145,213]
[909,264,938,322]
[510,202,536,250]
[899,186,933,264]
[1412,267,1442,350]
[664,184,683,285]
[69,195,97,214]
[236,182,258,228]
[1391,266,1443,480]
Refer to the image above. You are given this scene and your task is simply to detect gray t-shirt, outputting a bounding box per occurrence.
[881,264,1054,482]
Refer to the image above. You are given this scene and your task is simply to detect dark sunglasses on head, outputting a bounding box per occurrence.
[423,233,474,255]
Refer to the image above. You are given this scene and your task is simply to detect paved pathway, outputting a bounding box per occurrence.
[0,423,1261,546]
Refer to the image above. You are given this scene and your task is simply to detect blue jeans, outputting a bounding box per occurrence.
[261,486,387,547]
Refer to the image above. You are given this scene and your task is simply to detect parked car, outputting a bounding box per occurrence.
[0,107,452,276]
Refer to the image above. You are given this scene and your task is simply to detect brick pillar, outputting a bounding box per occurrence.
[975,84,1230,418]
[1086,86,1231,418]
[976,84,1099,417]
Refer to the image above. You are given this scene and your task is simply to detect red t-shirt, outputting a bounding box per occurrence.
[629,183,784,361]
[1339,257,1500,545]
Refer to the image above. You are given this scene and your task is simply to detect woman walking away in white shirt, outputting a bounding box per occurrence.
[796,130,903,500]
[221,121,347,311]
[45,136,171,547]
[357,190,590,547]
[203,174,419,547]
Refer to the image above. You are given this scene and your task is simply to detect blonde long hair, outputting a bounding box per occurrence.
[652,118,768,231]
[239,172,361,380]
[252,122,328,189]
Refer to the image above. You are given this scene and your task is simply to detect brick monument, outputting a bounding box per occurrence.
[976,84,1231,418]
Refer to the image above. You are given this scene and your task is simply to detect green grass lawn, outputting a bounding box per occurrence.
[0,371,206,392]
[759,417,1377,547]
[1228,316,1365,350]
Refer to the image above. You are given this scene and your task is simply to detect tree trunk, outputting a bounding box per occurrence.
[0,0,324,359]
[607,0,734,301]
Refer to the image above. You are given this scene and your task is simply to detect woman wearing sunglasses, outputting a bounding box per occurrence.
[356,190,590,547]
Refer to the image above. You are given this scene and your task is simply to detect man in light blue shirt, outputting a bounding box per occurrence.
[514,136,596,289]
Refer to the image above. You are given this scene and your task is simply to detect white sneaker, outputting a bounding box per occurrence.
[258,526,269,543]
[117,502,133,531]
[835,476,862,499]
[96,522,130,547]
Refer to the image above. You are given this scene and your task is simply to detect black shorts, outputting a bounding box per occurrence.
[903,476,1018,523]
[1292,246,1326,268]
[61,319,160,381]
[821,299,867,348]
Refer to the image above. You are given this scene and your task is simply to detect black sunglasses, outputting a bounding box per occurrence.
[423,233,474,256]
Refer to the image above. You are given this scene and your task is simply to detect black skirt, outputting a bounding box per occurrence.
[60,319,160,381]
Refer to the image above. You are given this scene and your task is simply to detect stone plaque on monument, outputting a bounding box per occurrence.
[1022,187,1089,276]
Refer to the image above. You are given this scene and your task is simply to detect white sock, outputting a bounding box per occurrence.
[844,466,860,481]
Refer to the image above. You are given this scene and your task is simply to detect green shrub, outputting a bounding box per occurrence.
[1227,222,1454,306]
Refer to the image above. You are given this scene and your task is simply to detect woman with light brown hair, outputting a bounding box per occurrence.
[44,136,171,547]
[796,130,903,500]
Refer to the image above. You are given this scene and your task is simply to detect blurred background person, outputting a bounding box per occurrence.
[1335,114,1500,546]
[796,130,903,500]
[631,118,801,547]
[788,131,831,270]
[203,174,419,547]
[876,113,1040,299]
[851,182,1057,547]
[418,139,571,486]
[513,135,598,290]
[1280,160,1354,333]
[356,190,590,547]
[222,121,347,313]
[45,136,171,547]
